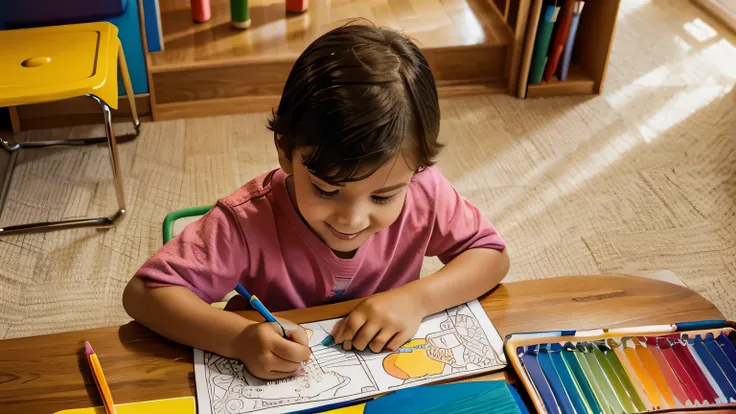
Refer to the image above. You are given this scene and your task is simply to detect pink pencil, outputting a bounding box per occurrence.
[84,341,94,360]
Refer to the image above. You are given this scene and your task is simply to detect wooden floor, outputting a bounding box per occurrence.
[150,0,512,69]
[148,0,514,120]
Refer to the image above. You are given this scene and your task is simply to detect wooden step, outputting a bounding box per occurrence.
[153,79,507,120]
[149,0,514,120]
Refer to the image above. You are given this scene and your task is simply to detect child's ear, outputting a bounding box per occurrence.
[274,134,293,174]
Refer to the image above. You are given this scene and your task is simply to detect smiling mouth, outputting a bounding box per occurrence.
[326,223,363,240]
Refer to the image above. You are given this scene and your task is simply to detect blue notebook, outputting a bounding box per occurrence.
[311,381,529,413]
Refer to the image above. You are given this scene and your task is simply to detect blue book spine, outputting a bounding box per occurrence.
[558,10,581,81]
[143,0,164,52]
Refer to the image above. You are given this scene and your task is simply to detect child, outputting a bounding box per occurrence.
[123,24,509,380]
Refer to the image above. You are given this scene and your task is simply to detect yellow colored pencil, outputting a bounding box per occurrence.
[85,341,117,414]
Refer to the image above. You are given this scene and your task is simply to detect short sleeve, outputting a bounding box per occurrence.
[135,203,248,303]
[423,168,505,264]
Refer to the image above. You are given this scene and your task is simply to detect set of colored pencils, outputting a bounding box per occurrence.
[518,331,736,413]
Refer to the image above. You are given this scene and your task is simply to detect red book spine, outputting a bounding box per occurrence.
[543,0,575,82]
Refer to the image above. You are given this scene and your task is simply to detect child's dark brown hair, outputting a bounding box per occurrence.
[268,23,442,185]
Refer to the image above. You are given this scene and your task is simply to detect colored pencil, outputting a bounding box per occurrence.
[691,335,736,402]
[620,339,665,409]
[538,344,577,413]
[521,346,561,414]
[234,284,287,337]
[561,342,604,414]
[549,343,589,414]
[589,342,637,412]
[85,341,117,414]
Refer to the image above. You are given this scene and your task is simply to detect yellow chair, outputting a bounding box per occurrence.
[0,22,139,236]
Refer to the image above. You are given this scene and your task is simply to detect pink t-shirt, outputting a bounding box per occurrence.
[137,167,505,311]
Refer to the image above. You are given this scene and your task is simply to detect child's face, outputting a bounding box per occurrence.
[289,150,415,254]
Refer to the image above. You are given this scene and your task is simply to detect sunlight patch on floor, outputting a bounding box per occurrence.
[684,18,719,42]
[607,18,735,110]
[700,38,736,79]
[499,80,730,231]
[618,0,651,18]
[638,84,731,142]
[672,35,694,52]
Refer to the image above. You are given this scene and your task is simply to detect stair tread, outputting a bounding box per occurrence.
[150,0,513,70]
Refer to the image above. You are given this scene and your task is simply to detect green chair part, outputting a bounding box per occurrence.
[162,204,237,309]
[162,205,214,244]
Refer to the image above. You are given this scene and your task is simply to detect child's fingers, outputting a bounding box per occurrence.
[385,331,411,352]
[331,319,346,341]
[334,312,367,344]
[271,335,311,363]
[286,325,310,347]
[267,352,302,374]
[265,370,298,379]
[331,319,344,336]
[251,369,286,380]
[248,362,295,380]
[369,329,398,353]
[273,318,311,347]
[342,340,352,351]
[351,322,381,352]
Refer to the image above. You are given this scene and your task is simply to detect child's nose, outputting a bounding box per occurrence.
[334,204,366,229]
[335,213,364,229]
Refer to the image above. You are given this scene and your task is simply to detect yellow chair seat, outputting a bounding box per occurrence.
[0,22,124,109]
[0,22,139,236]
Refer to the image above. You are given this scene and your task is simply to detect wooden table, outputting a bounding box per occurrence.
[0,275,724,413]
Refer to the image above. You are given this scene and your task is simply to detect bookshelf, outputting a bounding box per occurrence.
[517,0,621,98]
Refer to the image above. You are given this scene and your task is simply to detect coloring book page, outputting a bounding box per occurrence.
[193,300,506,414]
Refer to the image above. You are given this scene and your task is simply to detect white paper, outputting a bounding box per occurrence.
[194,300,506,414]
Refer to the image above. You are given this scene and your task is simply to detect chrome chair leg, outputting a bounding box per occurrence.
[0,97,140,153]
[0,123,139,152]
[0,96,127,236]
[0,212,125,235]
[91,95,127,214]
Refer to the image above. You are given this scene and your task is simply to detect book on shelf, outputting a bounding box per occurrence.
[558,1,585,80]
[526,0,587,85]
[528,2,560,85]
[543,0,576,82]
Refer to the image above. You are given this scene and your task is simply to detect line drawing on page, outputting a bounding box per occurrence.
[381,304,502,385]
[194,300,504,414]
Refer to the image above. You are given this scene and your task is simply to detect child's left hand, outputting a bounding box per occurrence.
[331,288,426,353]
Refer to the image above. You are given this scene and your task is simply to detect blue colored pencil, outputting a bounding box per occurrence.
[235,284,287,337]
[321,335,335,347]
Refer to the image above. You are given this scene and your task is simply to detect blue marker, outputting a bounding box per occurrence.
[235,284,287,337]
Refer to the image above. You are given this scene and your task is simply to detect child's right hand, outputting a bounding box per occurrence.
[235,320,311,380]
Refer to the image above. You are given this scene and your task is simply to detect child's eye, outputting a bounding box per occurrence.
[371,194,397,205]
[312,184,338,198]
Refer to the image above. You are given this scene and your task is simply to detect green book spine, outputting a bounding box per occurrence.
[528,6,559,85]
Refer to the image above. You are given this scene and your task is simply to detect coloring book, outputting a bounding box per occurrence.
[194,300,505,414]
